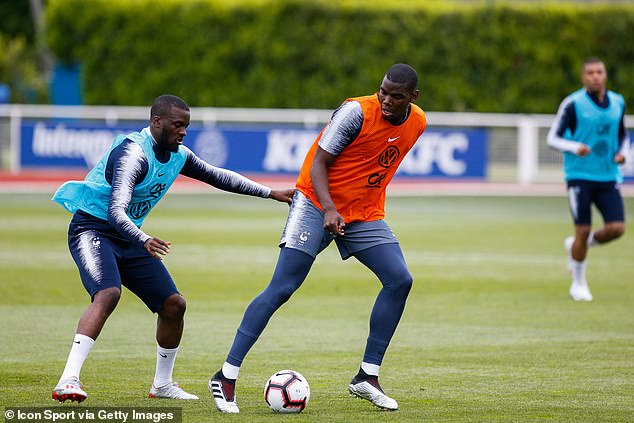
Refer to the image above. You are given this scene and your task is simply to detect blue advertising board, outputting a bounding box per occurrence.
[19,121,488,179]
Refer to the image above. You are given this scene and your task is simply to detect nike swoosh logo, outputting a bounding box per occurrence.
[387,136,400,142]
[159,353,168,358]
[74,341,81,344]
[158,172,166,177]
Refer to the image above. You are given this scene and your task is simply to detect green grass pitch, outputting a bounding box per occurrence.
[1,192,632,422]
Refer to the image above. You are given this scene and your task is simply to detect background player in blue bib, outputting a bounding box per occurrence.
[51,95,294,403]
[547,57,629,301]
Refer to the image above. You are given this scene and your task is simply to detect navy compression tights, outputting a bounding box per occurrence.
[226,243,413,367]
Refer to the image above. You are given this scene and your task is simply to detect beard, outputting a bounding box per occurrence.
[158,128,178,152]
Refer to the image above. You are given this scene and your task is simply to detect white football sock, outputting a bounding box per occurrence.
[361,362,380,377]
[60,334,95,381]
[587,231,599,247]
[153,346,178,388]
[570,259,587,284]
[222,362,240,380]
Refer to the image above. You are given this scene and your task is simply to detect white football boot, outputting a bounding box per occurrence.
[149,382,199,399]
[570,280,593,302]
[348,375,398,411]
[52,377,87,403]
[209,372,239,413]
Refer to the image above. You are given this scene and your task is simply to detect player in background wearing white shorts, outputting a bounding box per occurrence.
[547,57,628,301]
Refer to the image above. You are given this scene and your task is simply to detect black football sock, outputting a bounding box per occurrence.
[218,370,236,385]
[356,367,378,381]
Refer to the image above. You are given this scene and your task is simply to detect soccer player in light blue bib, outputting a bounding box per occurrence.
[50,95,294,403]
[547,57,629,301]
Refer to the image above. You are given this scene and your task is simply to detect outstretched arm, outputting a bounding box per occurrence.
[180,147,294,204]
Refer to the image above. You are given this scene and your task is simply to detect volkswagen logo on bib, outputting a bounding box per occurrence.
[129,200,152,219]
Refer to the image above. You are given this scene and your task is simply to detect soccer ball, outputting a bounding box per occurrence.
[264,370,310,413]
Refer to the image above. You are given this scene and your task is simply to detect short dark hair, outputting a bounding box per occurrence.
[582,57,604,70]
[385,63,418,91]
[150,94,189,118]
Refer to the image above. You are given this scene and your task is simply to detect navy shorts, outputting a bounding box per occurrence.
[567,179,625,226]
[279,191,399,260]
[68,227,179,313]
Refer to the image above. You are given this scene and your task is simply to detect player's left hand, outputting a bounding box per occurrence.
[144,237,171,260]
[269,188,295,205]
[614,153,626,164]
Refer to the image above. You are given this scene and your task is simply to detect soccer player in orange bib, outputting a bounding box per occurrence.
[210,64,427,412]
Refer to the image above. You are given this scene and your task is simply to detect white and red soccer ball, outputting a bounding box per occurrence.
[264,370,310,413]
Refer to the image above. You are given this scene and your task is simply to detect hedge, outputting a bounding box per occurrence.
[0,1,35,43]
[45,0,634,113]
[0,34,48,103]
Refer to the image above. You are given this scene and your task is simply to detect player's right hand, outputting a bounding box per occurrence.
[144,237,171,260]
[323,208,345,236]
[576,144,591,157]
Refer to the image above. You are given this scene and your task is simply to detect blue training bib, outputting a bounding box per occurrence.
[562,89,625,182]
[52,127,187,227]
